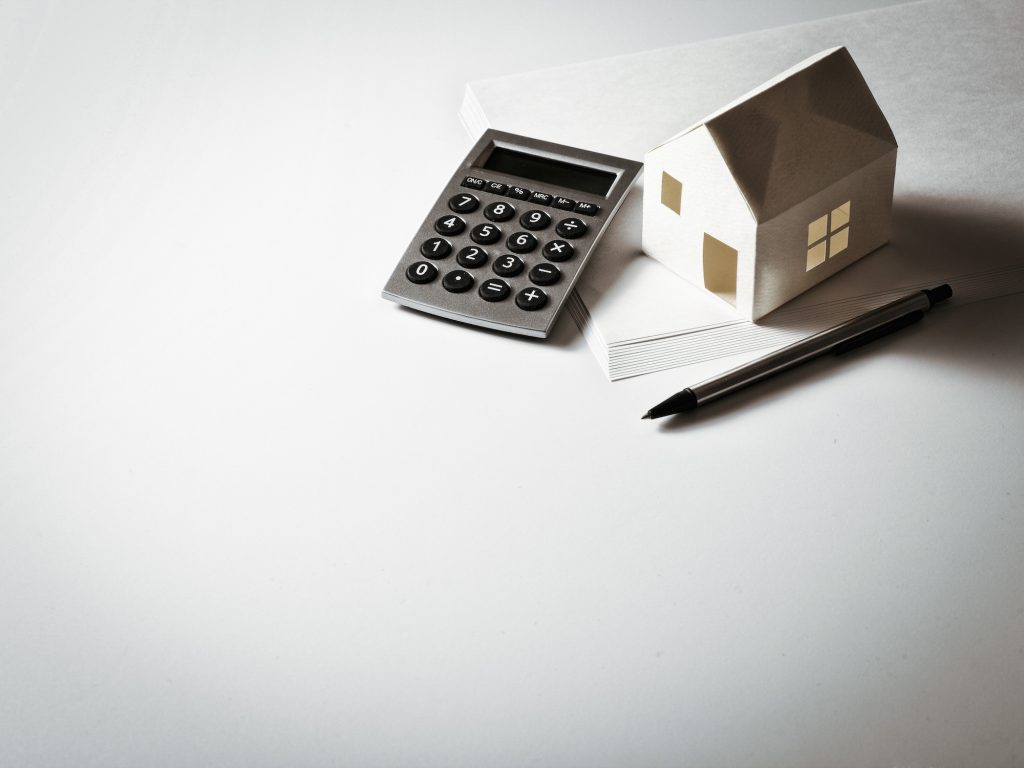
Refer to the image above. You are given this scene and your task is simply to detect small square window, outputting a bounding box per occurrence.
[829,227,849,257]
[806,241,827,271]
[831,201,850,231]
[661,171,682,214]
[807,214,828,246]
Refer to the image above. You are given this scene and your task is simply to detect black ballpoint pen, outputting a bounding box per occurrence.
[642,284,953,420]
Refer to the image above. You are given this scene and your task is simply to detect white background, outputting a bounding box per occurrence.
[1,1,1022,765]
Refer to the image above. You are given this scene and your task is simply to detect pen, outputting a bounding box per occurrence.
[642,284,953,420]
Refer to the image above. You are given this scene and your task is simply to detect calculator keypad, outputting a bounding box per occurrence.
[386,136,642,340]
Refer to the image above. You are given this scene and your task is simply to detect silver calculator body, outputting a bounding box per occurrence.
[382,129,643,338]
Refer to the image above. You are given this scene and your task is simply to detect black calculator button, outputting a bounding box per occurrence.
[553,196,576,211]
[479,278,511,302]
[555,218,588,239]
[520,210,551,230]
[483,201,516,222]
[516,287,548,311]
[448,193,480,213]
[442,269,474,293]
[406,261,439,284]
[485,181,508,195]
[529,263,561,286]
[456,246,488,268]
[461,176,486,190]
[506,231,538,253]
[506,186,531,200]
[420,237,452,259]
[435,215,466,236]
[493,254,525,277]
[543,239,574,262]
[529,191,553,206]
[574,201,601,216]
[470,223,502,245]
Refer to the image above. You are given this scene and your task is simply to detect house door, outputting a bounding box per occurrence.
[702,233,737,306]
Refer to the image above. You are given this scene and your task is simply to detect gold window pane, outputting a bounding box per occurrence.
[702,233,738,305]
[829,227,849,257]
[807,214,828,246]
[806,241,827,270]
[830,201,851,231]
[661,171,683,214]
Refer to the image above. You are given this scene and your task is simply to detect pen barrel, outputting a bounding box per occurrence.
[691,291,935,404]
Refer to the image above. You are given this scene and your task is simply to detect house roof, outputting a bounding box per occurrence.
[659,47,897,223]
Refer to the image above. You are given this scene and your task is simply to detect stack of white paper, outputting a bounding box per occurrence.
[461,0,1024,379]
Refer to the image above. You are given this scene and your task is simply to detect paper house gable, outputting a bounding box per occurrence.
[642,47,898,320]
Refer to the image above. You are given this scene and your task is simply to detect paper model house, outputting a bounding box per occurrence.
[642,47,897,320]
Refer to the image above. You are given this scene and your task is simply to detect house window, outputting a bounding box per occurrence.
[702,233,737,306]
[661,171,683,214]
[806,201,851,271]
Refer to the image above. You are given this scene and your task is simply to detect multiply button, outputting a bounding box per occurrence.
[543,240,574,261]
[529,263,561,286]
[555,218,587,239]
[435,215,466,236]
[515,287,548,311]
[442,269,474,293]
[479,278,511,302]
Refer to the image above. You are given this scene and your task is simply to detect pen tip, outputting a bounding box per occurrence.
[641,413,651,420]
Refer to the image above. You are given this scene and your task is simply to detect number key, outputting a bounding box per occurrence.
[471,223,502,245]
[506,231,538,253]
[493,254,525,277]
[435,215,466,236]
[456,246,488,268]
[448,193,479,213]
[406,261,438,284]
[420,237,452,259]
[520,210,551,230]
[484,201,516,222]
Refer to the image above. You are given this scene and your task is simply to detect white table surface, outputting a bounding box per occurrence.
[2,1,1022,766]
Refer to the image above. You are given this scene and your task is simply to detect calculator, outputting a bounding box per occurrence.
[381,129,643,338]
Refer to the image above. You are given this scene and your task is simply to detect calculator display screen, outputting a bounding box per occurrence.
[483,148,616,197]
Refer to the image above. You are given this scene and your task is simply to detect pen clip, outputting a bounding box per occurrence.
[832,309,925,355]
